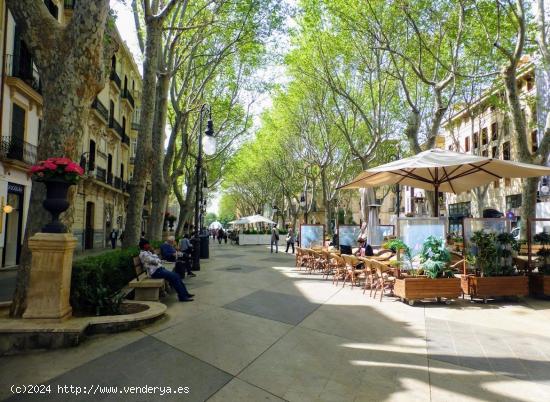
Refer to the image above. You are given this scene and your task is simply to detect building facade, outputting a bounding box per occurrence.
[0,1,143,266]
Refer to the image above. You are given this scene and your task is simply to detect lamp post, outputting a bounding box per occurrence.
[192,104,216,270]
[300,193,307,224]
[272,205,278,226]
[393,147,401,217]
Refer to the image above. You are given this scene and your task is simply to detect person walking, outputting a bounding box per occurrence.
[271,224,280,253]
[217,228,224,244]
[285,227,295,254]
[109,229,118,249]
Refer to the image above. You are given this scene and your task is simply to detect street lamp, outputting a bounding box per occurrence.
[193,104,216,270]
[393,147,401,217]
[272,205,278,225]
[300,193,307,224]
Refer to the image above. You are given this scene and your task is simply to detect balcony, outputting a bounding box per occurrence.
[130,156,135,164]
[5,54,42,103]
[91,97,108,122]
[122,180,128,192]
[0,136,37,165]
[96,167,106,182]
[121,88,135,108]
[110,69,121,90]
[108,116,124,138]
[122,133,130,146]
[114,177,122,190]
[107,172,113,185]
[131,121,140,131]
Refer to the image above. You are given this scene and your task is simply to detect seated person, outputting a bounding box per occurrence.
[138,239,194,302]
[354,241,374,257]
[177,234,196,277]
[160,237,178,262]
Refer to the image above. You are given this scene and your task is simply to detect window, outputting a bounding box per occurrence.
[482,128,488,145]
[448,202,471,217]
[532,130,539,153]
[44,0,58,19]
[111,55,116,71]
[122,116,126,135]
[109,100,115,123]
[482,149,488,157]
[88,140,96,170]
[465,136,470,152]
[503,141,511,160]
[494,180,500,188]
[506,194,522,209]
[131,139,137,157]
[11,103,26,142]
[473,132,479,148]
[491,122,498,140]
[492,146,498,158]
[120,163,124,180]
[505,178,511,187]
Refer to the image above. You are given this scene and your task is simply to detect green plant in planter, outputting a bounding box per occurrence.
[496,232,519,276]
[534,231,550,275]
[384,238,415,274]
[419,236,452,278]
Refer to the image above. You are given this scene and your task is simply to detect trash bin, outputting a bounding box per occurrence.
[199,234,210,259]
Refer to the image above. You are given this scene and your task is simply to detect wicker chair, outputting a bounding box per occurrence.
[332,254,347,285]
[342,254,367,289]
[370,260,396,301]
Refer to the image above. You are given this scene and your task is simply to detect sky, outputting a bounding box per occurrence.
[110,0,294,216]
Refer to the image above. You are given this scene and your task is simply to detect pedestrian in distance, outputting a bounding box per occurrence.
[109,229,118,249]
[285,227,295,254]
[217,228,224,244]
[271,224,280,253]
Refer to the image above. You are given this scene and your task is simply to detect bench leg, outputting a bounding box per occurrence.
[134,287,160,301]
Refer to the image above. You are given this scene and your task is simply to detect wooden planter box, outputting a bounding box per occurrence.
[529,275,550,297]
[394,277,462,306]
[461,275,528,302]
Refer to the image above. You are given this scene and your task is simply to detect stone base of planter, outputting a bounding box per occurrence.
[461,275,528,301]
[529,275,550,298]
[394,277,461,305]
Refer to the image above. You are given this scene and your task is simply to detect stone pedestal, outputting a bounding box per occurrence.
[23,233,77,320]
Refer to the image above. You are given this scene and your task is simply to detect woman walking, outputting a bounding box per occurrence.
[285,227,295,254]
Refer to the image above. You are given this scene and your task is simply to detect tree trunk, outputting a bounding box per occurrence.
[123,19,163,247]
[7,0,110,317]
[147,73,171,240]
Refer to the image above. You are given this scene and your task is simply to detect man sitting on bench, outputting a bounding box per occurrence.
[139,239,194,302]
[162,236,196,278]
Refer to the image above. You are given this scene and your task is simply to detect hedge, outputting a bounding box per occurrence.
[70,247,139,316]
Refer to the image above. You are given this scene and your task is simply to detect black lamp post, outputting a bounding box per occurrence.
[300,193,307,224]
[192,104,215,270]
[394,147,401,217]
[272,205,278,225]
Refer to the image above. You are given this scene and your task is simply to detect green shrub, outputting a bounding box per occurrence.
[71,247,139,316]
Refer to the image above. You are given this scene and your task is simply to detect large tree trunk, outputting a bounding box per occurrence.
[7,0,110,317]
[123,19,163,247]
[147,73,171,240]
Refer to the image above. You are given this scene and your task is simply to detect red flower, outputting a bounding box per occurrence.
[49,157,72,166]
[43,161,58,171]
[29,165,45,174]
[64,162,84,175]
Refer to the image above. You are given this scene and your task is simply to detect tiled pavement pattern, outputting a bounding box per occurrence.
[2,244,550,401]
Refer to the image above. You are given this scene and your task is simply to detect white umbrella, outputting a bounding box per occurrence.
[340,149,550,216]
[245,214,276,225]
[209,221,223,230]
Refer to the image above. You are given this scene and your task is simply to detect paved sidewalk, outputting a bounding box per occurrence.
[2,245,550,401]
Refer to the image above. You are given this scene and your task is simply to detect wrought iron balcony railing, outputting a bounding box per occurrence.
[96,167,106,182]
[114,177,122,190]
[107,172,113,185]
[131,121,140,131]
[5,54,41,94]
[122,133,130,146]
[91,97,108,121]
[110,69,121,89]
[122,88,135,108]
[0,136,37,165]
[108,116,124,138]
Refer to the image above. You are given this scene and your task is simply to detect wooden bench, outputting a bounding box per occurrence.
[128,256,166,301]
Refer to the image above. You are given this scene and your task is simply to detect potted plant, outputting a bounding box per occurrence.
[392,236,461,305]
[463,230,528,302]
[530,231,550,297]
[29,157,84,233]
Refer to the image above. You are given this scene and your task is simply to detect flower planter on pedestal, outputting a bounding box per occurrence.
[461,275,529,303]
[41,178,72,233]
[529,275,550,298]
[394,277,461,306]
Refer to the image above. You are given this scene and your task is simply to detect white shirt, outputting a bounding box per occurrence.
[139,250,162,276]
[179,238,192,252]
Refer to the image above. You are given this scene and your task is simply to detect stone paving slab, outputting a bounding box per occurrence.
[7,336,232,402]
[224,290,321,325]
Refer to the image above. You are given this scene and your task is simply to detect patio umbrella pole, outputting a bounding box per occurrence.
[433,182,439,218]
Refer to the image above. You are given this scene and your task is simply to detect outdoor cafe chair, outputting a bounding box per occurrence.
[331,254,347,286]
[342,254,367,289]
[371,260,396,302]
[308,249,325,274]
[359,257,376,294]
